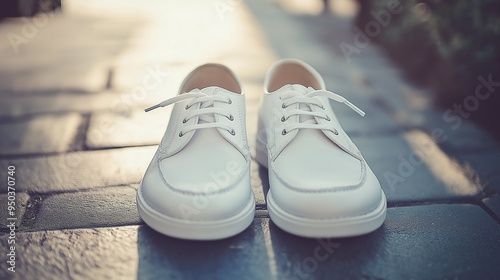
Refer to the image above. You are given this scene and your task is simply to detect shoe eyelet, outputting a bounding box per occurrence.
[333,129,339,135]
[325,116,331,121]
[282,129,287,135]
[281,116,286,122]
[179,132,184,137]
[320,105,325,110]
[228,99,232,105]
[230,129,236,136]
[182,119,187,123]
[228,115,234,121]
[185,104,190,110]
[282,103,286,109]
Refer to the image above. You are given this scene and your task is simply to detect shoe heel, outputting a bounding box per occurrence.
[255,135,268,168]
[255,116,269,168]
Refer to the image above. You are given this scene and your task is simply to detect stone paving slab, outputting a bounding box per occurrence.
[0,93,116,118]
[487,176,500,195]
[361,74,429,115]
[267,204,500,280]
[109,61,188,94]
[0,146,156,194]
[451,151,500,195]
[0,192,29,229]
[32,186,141,231]
[416,111,500,153]
[0,92,149,118]
[351,131,482,202]
[349,58,404,82]
[483,196,500,220]
[0,3,146,94]
[0,63,183,118]
[0,220,273,280]
[331,101,402,136]
[2,204,499,279]
[86,109,168,148]
[360,78,499,154]
[30,176,264,232]
[0,113,82,155]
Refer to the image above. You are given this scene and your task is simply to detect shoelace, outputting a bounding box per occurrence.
[280,87,365,135]
[145,89,235,136]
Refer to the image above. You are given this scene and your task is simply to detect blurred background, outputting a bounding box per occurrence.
[1,1,500,279]
[355,0,500,140]
[1,0,499,142]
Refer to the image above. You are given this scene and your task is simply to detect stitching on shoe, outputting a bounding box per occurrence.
[162,104,181,156]
[271,158,367,193]
[213,90,250,160]
[237,92,247,157]
[327,112,360,159]
[238,94,247,156]
[340,127,359,157]
[156,153,251,196]
[159,101,200,159]
[271,191,384,220]
[139,187,254,222]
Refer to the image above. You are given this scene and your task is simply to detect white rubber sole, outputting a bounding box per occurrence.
[267,191,386,238]
[255,132,387,238]
[137,184,255,240]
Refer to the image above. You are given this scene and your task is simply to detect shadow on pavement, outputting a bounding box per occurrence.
[268,221,385,279]
[136,222,273,279]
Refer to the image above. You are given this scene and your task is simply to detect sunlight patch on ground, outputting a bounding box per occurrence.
[404,130,481,196]
[329,0,359,18]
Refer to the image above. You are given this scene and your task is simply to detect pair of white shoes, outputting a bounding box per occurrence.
[136,59,387,240]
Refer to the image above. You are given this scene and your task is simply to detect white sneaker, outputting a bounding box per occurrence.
[137,63,255,240]
[256,59,386,238]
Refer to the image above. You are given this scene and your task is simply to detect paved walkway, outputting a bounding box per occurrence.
[1,0,499,279]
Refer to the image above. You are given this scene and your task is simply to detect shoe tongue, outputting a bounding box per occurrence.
[188,86,233,124]
[273,84,316,124]
[190,86,222,95]
[273,84,309,95]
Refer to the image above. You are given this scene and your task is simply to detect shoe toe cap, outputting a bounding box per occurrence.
[140,158,253,221]
[269,164,385,220]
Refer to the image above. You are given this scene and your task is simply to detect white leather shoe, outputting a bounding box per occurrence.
[137,63,255,240]
[256,59,386,238]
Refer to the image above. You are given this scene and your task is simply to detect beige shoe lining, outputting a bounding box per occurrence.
[267,62,321,92]
[180,64,241,94]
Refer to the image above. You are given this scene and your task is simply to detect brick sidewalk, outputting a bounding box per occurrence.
[1,0,499,279]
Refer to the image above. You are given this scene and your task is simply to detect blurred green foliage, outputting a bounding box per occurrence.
[356,0,500,134]
[358,0,500,96]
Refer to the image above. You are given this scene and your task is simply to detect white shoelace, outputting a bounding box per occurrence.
[145,89,235,136]
[280,87,365,135]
